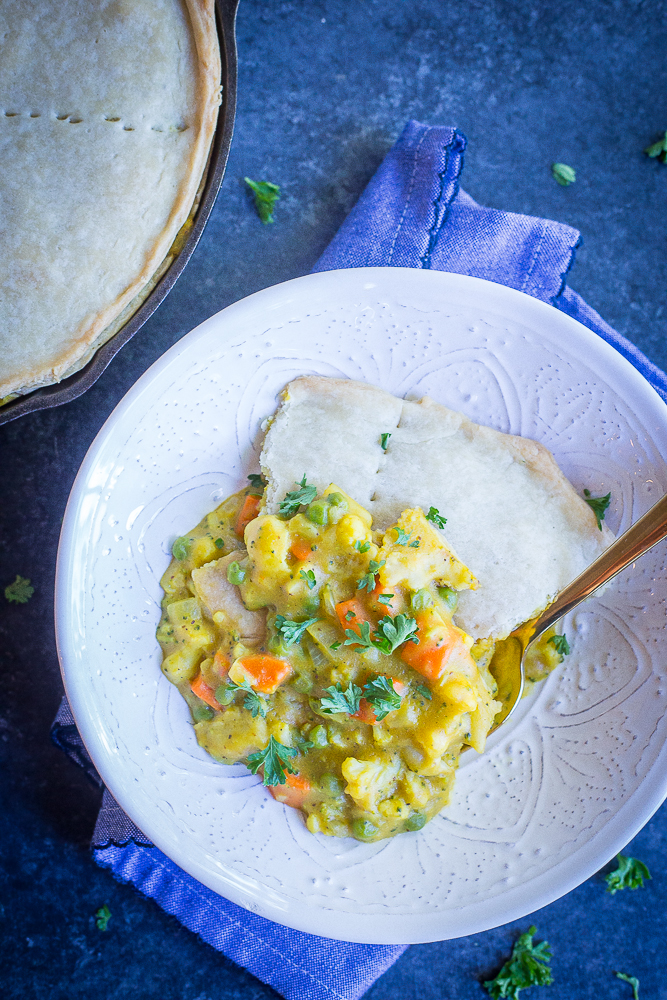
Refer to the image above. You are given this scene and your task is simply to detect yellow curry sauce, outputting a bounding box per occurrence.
[157,478,562,841]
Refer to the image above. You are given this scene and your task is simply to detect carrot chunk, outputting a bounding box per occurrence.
[235,494,261,538]
[190,672,221,711]
[230,654,291,694]
[352,698,377,725]
[335,598,374,637]
[290,537,312,561]
[400,610,471,680]
[269,771,312,809]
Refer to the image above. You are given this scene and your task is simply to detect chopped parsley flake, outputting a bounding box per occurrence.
[330,641,342,650]
[605,854,651,894]
[217,679,267,718]
[357,559,385,592]
[244,177,281,224]
[408,539,420,548]
[320,682,363,716]
[247,735,298,785]
[95,904,111,931]
[214,537,224,549]
[615,973,640,1000]
[644,131,667,162]
[393,527,412,545]
[484,925,553,1000]
[247,473,268,496]
[548,633,570,656]
[583,488,611,530]
[425,506,447,529]
[551,162,576,186]
[4,575,34,604]
[414,683,432,701]
[275,615,318,645]
[279,476,318,517]
[362,675,402,720]
[300,568,317,590]
[377,593,394,606]
[354,539,370,553]
[380,432,392,451]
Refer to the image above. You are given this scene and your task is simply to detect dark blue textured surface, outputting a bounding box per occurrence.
[1,1,667,997]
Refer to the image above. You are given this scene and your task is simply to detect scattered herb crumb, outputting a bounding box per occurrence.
[214,537,224,549]
[415,683,432,701]
[483,925,553,1000]
[380,432,391,451]
[605,854,651,894]
[615,973,640,1000]
[425,506,447,529]
[4,575,34,604]
[548,633,570,656]
[644,131,667,163]
[551,162,576,186]
[95,904,111,931]
[244,177,281,224]
[583,488,611,530]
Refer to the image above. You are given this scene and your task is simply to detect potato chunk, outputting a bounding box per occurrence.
[191,553,266,642]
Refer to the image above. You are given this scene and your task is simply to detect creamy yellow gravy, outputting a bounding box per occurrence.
[157,481,562,841]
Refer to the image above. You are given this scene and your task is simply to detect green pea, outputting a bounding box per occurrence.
[214,684,235,706]
[192,703,214,723]
[227,561,245,585]
[404,811,426,832]
[309,725,328,747]
[306,500,329,525]
[437,585,458,611]
[319,772,344,795]
[410,588,433,611]
[268,633,288,656]
[172,536,190,561]
[352,818,378,841]
[326,492,347,509]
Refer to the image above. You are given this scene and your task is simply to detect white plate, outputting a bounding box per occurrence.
[56,268,667,944]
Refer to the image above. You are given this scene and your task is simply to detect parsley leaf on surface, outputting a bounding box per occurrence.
[275,615,318,645]
[247,735,298,785]
[330,640,342,650]
[300,568,317,590]
[408,539,420,548]
[644,131,667,162]
[319,682,362,715]
[4,575,34,604]
[551,162,576,186]
[373,614,419,655]
[548,633,570,656]
[484,925,553,1000]
[414,682,432,701]
[393,527,412,545]
[279,476,318,517]
[605,854,651,894]
[425,506,447,529]
[354,539,370,554]
[244,177,280,223]
[615,973,640,1000]
[214,537,224,549]
[296,737,315,754]
[377,593,394,606]
[357,559,385,592]
[95,904,111,931]
[218,679,267,718]
[362,675,402,720]
[343,620,375,649]
[583,489,611,530]
[247,473,268,496]
[380,432,391,451]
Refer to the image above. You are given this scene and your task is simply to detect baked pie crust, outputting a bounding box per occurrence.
[0,0,221,400]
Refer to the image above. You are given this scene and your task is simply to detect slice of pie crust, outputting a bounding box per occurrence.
[0,0,221,401]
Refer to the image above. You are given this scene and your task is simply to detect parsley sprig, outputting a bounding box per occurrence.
[484,925,553,1000]
[644,131,667,163]
[548,633,570,656]
[247,736,298,785]
[357,559,385,592]
[583,489,611,530]
[4,575,34,604]
[362,675,402,720]
[216,679,267,718]
[615,973,640,1000]
[393,527,411,545]
[320,682,362,715]
[279,475,317,518]
[275,615,319,646]
[425,506,447,529]
[373,614,419,654]
[605,854,651,894]
[244,177,281,224]
[95,904,111,931]
[247,473,267,496]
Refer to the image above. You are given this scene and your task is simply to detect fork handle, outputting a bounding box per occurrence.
[531,491,667,639]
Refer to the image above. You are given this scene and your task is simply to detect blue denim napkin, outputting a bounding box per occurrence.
[52,119,667,1000]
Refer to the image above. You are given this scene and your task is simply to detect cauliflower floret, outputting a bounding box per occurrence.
[341,754,401,812]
